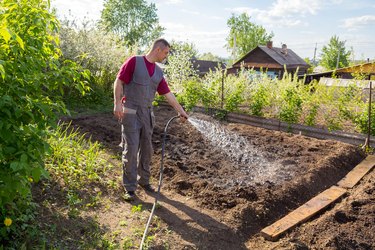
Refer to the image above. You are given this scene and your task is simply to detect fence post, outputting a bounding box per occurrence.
[365,80,372,150]
[221,69,225,109]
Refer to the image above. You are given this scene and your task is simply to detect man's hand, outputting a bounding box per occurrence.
[113,78,125,121]
[179,110,189,122]
[114,103,124,121]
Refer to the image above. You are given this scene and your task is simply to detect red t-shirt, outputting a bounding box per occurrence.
[117,56,170,95]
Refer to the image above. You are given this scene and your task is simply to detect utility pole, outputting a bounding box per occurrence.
[313,42,317,66]
[336,44,341,69]
[232,34,237,62]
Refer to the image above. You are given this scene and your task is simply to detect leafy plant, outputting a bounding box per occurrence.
[59,17,128,108]
[277,72,304,125]
[320,35,351,70]
[164,41,198,94]
[226,12,274,61]
[100,0,164,49]
[0,0,89,231]
[131,204,143,213]
[249,81,270,116]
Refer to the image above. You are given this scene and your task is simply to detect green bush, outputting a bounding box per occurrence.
[355,103,375,135]
[0,0,88,247]
[177,79,204,111]
[276,72,304,125]
[59,17,128,106]
[249,82,270,116]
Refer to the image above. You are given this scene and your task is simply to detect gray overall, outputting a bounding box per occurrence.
[121,56,163,192]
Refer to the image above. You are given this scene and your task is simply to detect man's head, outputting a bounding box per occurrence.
[150,38,170,63]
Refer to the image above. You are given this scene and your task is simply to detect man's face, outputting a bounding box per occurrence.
[157,46,170,63]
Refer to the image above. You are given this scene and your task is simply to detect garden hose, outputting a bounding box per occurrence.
[140,115,180,249]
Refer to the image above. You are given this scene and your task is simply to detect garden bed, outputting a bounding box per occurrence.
[66,105,372,249]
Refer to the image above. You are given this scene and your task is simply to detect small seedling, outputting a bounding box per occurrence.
[131,204,143,213]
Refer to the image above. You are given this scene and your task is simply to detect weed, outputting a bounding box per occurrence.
[119,220,128,227]
[122,237,134,249]
[131,204,143,213]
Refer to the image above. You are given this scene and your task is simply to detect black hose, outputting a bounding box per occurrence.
[140,115,180,249]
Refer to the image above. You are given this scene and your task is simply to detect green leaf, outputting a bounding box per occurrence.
[15,34,24,50]
[31,167,42,182]
[20,153,28,163]
[10,162,21,171]
[0,64,5,80]
[0,26,11,43]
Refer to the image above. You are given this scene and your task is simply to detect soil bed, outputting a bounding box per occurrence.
[67,105,372,249]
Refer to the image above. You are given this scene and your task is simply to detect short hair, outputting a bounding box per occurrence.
[152,38,170,51]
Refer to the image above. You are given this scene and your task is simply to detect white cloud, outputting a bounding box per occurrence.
[181,9,201,15]
[51,0,103,21]
[164,0,183,4]
[161,21,229,56]
[342,15,375,30]
[153,0,182,6]
[270,0,322,16]
[227,0,346,28]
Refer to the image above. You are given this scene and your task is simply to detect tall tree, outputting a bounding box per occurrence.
[226,13,273,60]
[100,0,164,49]
[164,41,198,93]
[198,52,223,62]
[320,35,351,70]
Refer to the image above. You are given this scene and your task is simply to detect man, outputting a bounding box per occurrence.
[113,38,188,201]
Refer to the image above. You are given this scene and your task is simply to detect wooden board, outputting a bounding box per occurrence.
[338,155,375,189]
[261,185,347,241]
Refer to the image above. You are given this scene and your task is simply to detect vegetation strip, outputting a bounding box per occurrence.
[260,185,347,241]
[191,105,375,147]
[261,155,375,241]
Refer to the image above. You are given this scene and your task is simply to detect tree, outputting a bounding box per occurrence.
[100,0,164,50]
[0,0,88,211]
[320,35,351,70]
[164,41,198,93]
[303,58,314,73]
[198,52,224,62]
[226,13,273,60]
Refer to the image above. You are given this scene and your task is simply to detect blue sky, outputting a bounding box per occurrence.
[51,0,375,61]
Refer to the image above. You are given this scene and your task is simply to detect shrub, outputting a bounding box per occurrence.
[58,17,129,106]
[0,0,88,247]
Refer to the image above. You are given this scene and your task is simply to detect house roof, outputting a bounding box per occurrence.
[191,59,226,74]
[305,61,375,77]
[233,45,309,69]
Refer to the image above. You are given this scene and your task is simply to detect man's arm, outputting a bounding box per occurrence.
[163,92,189,120]
[113,78,124,120]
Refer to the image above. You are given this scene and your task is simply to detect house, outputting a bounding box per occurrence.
[191,59,226,77]
[305,61,375,83]
[227,41,310,79]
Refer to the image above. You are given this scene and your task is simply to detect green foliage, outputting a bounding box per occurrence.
[226,12,274,61]
[0,0,88,210]
[58,17,128,106]
[100,0,164,49]
[249,80,271,116]
[131,204,143,213]
[277,72,304,125]
[164,41,198,94]
[201,68,225,108]
[224,77,245,112]
[177,79,205,111]
[45,124,108,197]
[0,199,44,249]
[198,52,224,62]
[355,102,375,135]
[320,35,351,70]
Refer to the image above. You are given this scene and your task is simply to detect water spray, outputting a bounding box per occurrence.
[139,115,180,249]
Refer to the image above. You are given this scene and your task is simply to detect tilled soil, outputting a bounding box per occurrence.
[67,105,373,249]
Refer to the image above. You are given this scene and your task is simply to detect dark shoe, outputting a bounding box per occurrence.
[124,191,135,201]
[139,184,156,193]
